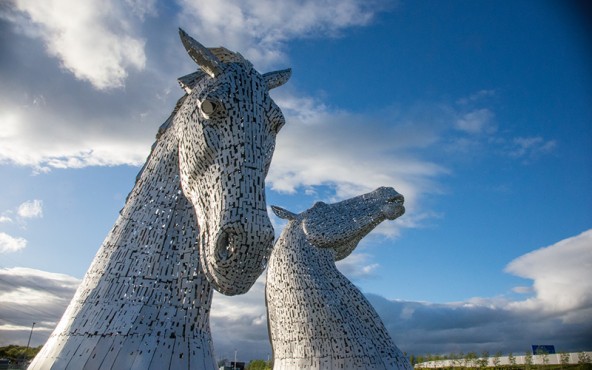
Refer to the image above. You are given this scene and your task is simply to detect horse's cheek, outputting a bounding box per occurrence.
[179,131,207,183]
[201,125,221,155]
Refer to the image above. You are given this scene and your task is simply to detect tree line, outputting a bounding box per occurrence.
[0,345,42,363]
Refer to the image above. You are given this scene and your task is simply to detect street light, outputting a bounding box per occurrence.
[234,349,237,370]
[26,322,36,350]
[21,322,36,365]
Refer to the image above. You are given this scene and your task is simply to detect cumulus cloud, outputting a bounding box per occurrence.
[0,232,27,253]
[0,215,12,223]
[505,229,592,322]
[177,0,390,67]
[0,43,170,171]
[268,94,449,219]
[17,199,43,219]
[0,0,180,170]
[265,92,516,236]
[8,0,147,90]
[336,252,380,279]
[0,0,395,173]
[0,97,155,170]
[377,229,592,354]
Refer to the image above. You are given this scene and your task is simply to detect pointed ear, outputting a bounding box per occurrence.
[177,71,206,93]
[179,28,222,78]
[271,205,297,220]
[263,68,291,90]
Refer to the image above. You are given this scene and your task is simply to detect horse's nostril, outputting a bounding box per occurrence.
[387,195,404,205]
[216,231,231,261]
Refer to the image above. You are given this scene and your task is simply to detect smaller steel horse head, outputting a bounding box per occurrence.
[272,186,405,260]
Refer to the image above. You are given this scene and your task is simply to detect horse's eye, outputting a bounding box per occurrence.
[201,99,218,115]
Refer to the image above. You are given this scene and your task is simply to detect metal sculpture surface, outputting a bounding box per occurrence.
[266,187,413,370]
[29,29,291,370]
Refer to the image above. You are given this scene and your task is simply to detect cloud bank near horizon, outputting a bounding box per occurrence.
[1,229,590,359]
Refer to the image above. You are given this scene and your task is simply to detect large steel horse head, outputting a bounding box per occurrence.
[29,29,290,370]
[175,29,291,294]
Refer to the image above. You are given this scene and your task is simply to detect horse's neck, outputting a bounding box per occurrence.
[82,126,210,308]
[272,223,336,274]
[121,130,185,220]
[117,127,204,270]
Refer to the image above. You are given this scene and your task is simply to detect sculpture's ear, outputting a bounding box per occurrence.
[263,68,291,90]
[179,28,222,78]
[177,71,206,94]
[271,205,297,220]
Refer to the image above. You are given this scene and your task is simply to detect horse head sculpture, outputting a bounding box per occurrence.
[176,29,290,294]
[267,187,410,369]
[272,186,405,260]
[28,30,290,370]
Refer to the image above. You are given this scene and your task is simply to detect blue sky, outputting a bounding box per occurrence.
[1,0,591,362]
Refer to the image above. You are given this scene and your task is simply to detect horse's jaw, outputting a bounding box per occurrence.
[200,219,274,295]
[183,183,274,296]
[302,187,405,260]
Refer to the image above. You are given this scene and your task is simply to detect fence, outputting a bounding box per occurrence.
[415,352,592,368]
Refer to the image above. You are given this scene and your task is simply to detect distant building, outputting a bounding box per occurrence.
[0,358,10,370]
[218,360,245,370]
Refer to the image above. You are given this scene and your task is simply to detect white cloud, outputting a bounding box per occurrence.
[0,215,12,223]
[177,0,390,67]
[0,90,160,170]
[210,276,273,360]
[270,97,449,202]
[0,232,27,253]
[511,285,533,294]
[336,252,379,279]
[455,108,496,135]
[17,199,43,219]
[0,267,80,346]
[11,0,147,90]
[0,0,393,173]
[508,136,557,160]
[124,0,158,20]
[268,93,451,237]
[505,229,592,322]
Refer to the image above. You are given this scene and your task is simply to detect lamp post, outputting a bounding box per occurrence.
[234,349,237,370]
[21,322,35,365]
[26,322,36,351]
